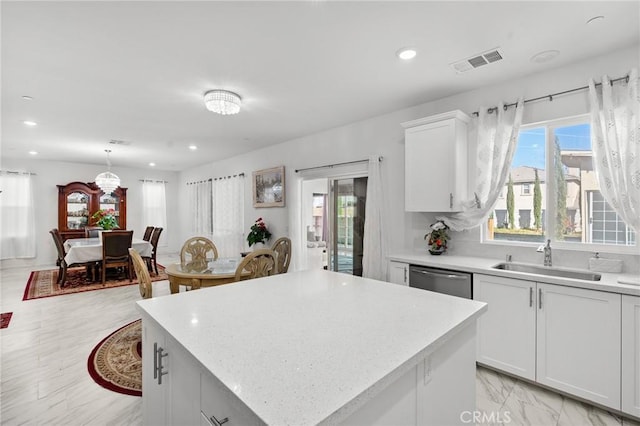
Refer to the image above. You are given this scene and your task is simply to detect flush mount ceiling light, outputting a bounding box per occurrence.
[95,149,121,194]
[23,120,37,126]
[189,145,198,150]
[396,47,417,60]
[204,90,242,115]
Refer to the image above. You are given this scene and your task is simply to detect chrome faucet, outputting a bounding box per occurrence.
[506,254,512,263]
[537,240,552,267]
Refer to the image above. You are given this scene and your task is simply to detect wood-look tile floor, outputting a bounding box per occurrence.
[2,256,639,425]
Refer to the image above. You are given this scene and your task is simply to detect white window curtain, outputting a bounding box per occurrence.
[438,99,524,231]
[212,174,244,257]
[588,68,639,232]
[0,172,36,259]
[362,155,387,281]
[141,180,167,246]
[186,179,213,236]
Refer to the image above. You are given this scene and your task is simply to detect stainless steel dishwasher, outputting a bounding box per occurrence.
[409,265,472,299]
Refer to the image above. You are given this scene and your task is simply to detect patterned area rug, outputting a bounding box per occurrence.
[87,319,142,396]
[1,312,13,329]
[23,265,167,301]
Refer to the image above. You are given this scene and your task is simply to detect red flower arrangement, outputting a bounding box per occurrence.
[247,217,272,246]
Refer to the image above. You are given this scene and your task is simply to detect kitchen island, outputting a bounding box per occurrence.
[136,269,486,425]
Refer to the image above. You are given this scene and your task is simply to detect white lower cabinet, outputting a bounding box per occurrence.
[388,261,409,285]
[474,275,536,380]
[622,295,640,417]
[201,372,262,426]
[536,282,621,409]
[474,274,622,411]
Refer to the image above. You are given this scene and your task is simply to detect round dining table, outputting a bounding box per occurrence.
[166,258,246,294]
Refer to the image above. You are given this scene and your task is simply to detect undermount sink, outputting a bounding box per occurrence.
[492,262,602,281]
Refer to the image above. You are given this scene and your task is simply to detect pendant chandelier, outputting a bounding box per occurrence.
[95,149,120,194]
[204,90,242,115]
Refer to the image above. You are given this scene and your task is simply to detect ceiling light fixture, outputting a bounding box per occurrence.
[396,48,417,60]
[149,162,156,167]
[23,120,37,126]
[189,145,198,150]
[28,150,38,155]
[95,149,121,194]
[530,50,559,64]
[22,95,33,101]
[204,90,242,115]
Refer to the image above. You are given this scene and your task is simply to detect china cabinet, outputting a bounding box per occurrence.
[57,181,127,240]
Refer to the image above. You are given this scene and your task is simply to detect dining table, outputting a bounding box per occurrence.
[166,258,247,294]
[63,237,153,265]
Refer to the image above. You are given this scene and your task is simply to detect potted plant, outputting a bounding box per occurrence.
[91,208,119,230]
[424,220,449,255]
[247,217,272,249]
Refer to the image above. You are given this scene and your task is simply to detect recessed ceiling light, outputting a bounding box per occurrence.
[149,162,156,167]
[396,48,417,60]
[23,120,37,126]
[28,150,38,155]
[586,15,604,25]
[189,145,198,150]
[22,95,33,101]
[530,50,560,64]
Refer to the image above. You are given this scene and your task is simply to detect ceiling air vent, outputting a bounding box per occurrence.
[109,139,132,146]
[450,47,504,74]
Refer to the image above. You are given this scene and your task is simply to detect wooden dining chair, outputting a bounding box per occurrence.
[50,229,96,286]
[85,226,103,238]
[180,236,218,264]
[101,230,134,284]
[271,237,292,274]
[142,227,163,275]
[233,249,276,282]
[142,226,155,242]
[129,248,152,299]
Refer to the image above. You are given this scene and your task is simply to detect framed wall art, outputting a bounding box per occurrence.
[252,166,285,207]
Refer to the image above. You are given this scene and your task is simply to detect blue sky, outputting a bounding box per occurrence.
[512,123,591,170]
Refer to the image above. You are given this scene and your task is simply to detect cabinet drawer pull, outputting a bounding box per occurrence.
[153,342,158,379]
[539,288,543,309]
[210,414,229,426]
[156,346,169,385]
[529,287,533,307]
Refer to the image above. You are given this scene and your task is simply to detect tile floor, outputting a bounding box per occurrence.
[1,254,639,425]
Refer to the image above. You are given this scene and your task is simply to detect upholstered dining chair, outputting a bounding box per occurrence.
[50,228,96,286]
[84,226,103,238]
[142,227,163,275]
[270,237,292,274]
[101,230,134,284]
[129,248,152,299]
[233,249,276,282]
[180,236,218,264]
[142,226,154,242]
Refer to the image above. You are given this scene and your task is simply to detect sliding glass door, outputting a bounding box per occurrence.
[329,176,367,276]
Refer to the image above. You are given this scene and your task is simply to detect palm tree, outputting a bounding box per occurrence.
[507,174,515,229]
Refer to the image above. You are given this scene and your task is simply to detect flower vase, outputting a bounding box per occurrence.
[428,246,446,255]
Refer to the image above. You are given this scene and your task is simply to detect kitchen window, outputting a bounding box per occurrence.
[486,115,636,251]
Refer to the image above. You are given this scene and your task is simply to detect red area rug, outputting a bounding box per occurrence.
[1,312,13,329]
[23,265,167,301]
[88,319,142,397]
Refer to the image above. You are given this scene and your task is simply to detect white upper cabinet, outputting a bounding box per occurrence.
[402,110,470,212]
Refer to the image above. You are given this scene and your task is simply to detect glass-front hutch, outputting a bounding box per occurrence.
[57,181,127,240]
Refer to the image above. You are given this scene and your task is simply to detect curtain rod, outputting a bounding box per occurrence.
[0,170,36,175]
[295,156,383,173]
[186,178,212,185]
[139,179,169,183]
[471,74,630,117]
[213,172,244,181]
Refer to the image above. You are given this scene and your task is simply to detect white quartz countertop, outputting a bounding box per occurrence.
[388,252,640,296]
[136,269,487,425]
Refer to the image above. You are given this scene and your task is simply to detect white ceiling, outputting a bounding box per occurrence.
[2,1,638,171]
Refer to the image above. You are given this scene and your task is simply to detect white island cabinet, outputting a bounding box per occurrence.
[137,269,487,426]
[622,295,640,417]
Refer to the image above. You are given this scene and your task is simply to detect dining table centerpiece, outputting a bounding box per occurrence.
[247,217,272,249]
[425,220,449,255]
[91,208,119,230]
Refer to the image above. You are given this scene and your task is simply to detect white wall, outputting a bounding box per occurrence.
[0,157,180,269]
[178,45,639,273]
